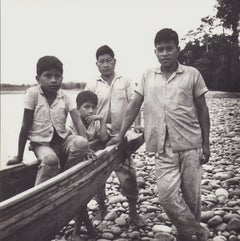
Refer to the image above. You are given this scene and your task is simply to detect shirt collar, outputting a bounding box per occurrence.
[38,85,64,98]
[96,73,122,83]
[155,62,184,75]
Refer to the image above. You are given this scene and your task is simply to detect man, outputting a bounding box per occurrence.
[85,45,145,226]
[108,29,210,241]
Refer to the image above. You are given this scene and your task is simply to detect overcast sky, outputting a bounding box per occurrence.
[1,0,216,85]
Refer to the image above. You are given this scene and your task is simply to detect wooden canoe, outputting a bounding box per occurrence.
[0,132,144,241]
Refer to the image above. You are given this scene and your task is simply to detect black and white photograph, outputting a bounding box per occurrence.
[1,0,240,240]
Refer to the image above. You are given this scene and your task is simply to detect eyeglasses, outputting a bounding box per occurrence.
[97,58,114,65]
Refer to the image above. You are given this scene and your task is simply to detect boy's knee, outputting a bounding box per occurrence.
[73,136,89,151]
[43,154,59,166]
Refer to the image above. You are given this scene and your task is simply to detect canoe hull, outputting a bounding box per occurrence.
[0,132,144,241]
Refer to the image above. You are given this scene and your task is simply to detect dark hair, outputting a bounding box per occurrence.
[36,56,63,76]
[76,90,98,108]
[96,45,115,60]
[154,28,179,47]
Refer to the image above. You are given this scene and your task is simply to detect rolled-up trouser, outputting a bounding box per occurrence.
[31,134,89,185]
[155,144,202,237]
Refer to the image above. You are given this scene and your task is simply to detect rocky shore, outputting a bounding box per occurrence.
[53,95,240,241]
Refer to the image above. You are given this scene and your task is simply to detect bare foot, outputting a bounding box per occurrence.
[196,225,209,241]
[95,206,107,221]
[86,224,98,238]
[72,232,83,241]
[129,212,146,227]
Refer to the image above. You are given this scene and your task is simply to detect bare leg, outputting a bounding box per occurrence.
[128,197,146,227]
[95,184,107,220]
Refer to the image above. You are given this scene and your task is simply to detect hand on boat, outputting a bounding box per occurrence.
[106,135,123,148]
[7,156,22,165]
[84,149,96,161]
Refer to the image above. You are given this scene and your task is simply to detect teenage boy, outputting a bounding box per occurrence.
[7,56,89,186]
[85,45,145,227]
[108,29,210,241]
[69,90,108,240]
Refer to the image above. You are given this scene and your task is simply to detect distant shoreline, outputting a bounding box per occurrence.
[2,90,240,98]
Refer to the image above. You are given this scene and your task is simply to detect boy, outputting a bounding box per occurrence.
[85,45,145,227]
[7,56,89,186]
[69,90,108,240]
[108,29,210,241]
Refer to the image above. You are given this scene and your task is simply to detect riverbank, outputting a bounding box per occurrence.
[50,94,240,240]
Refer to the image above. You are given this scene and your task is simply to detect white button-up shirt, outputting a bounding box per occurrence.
[24,85,74,144]
[136,63,208,153]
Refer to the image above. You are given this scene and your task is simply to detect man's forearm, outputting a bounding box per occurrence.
[119,101,141,139]
[198,106,210,147]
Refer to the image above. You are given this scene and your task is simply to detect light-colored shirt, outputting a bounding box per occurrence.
[136,63,208,153]
[24,85,75,144]
[85,74,134,134]
[68,120,100,141]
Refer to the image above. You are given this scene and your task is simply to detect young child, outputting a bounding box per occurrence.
[7,55,89,186]
[69,90,108,240]
[68,90,108,143]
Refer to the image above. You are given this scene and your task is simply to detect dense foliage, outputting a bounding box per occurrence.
[179,0,240,92]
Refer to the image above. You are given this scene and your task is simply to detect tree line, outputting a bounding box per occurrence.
[179,0,240,92]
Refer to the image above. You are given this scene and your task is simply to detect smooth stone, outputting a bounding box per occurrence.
[227,218,240,231]
[108,195,126,204]
[215,222,227,231]
[152,224,171,233]
[201,210,215,222]
[214,172,235,181]
[227,200,239,207]
[115,217,126,226]
[151,197,161,204]
[158,213,170,222]
[223,213,240,222]
[153,232,175,241]
[137,176,146,188]
[110,226,121,235]
[208,215,223,227]
[229,190,240,198]
[142,205,162,212]
[104,211,118,221]
[113,239,128,241]
[215,188,229,198]
[122,202,128,208]
[228,235,238,241]
[213,236,227,241]
[101,232,115,240]
[214,210,225,216]
[128,231,140,239]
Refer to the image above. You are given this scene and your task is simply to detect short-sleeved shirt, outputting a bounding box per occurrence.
[136,63,208,153]
[85,74,134,134]
[24,85,75,144]
[68,120,100,142]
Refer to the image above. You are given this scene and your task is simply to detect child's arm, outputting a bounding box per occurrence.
[97,116,109,142]
[7,109,34,165]
[70,109,87,139]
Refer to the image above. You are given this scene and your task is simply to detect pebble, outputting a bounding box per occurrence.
[152,224,171,233]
